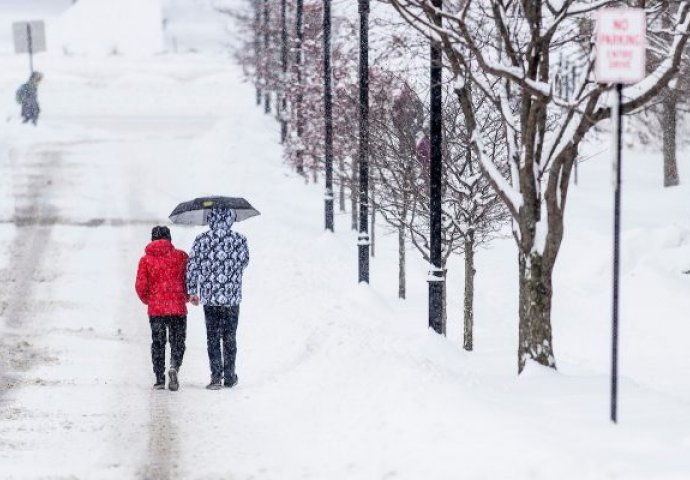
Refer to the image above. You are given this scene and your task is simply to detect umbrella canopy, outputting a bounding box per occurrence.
[169,196,260,226]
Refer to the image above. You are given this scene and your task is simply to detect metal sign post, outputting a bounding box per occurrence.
[12,21,46,74]
[595,8,646,424]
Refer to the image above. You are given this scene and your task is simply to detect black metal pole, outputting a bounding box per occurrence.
[27,24,34,74]
[358,0,370,283]
[280,0,288,143]
[295,0,305,175]
[324,0,334,232]
[429,0,444,335]
[611,82,623,423]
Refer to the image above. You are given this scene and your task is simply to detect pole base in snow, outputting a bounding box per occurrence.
[428,268,445,335]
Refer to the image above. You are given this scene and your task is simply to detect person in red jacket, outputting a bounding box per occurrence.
[135,226,189,390]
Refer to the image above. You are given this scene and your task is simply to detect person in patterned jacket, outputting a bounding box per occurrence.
[186,207,250,390]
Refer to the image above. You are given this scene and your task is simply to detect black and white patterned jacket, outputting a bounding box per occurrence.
[186,208,250,306]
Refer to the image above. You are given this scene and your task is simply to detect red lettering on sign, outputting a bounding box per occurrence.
[609,60,632,68]
[613,19,629,30]
[598,34,642,45]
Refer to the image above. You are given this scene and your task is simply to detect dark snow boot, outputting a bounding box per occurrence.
[206,380,222,390]
[153,376,165,390]
[168,368,179,391]
[224,374,238,389]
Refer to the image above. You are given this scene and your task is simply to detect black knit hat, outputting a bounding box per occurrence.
[151,225,171,241]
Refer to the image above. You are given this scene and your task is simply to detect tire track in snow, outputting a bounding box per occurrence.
[0,146,62,394]
[137,394,182,479]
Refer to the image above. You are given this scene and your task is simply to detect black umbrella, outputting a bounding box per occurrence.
[169,196,260,226]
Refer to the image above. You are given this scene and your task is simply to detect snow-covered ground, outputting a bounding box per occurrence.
[2,1,690,479]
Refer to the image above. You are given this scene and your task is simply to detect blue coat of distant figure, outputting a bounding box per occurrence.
[16,72,43,125]
[186,208,250,306]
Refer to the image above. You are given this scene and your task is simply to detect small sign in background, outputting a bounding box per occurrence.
[12,21,47,55]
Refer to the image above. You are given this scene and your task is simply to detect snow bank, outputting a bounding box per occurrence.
[48,0,163,56]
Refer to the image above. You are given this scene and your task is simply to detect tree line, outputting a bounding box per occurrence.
[223,0,690,373]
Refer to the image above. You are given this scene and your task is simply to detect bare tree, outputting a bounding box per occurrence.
[390,0,690,372]
[370,78,426,299]
[639,1,689,186]
[442,86,509,351]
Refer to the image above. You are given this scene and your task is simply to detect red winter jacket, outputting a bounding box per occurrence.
[135,240,189,316]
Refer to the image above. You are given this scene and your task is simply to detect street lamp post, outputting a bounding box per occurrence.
[295,0,305,175]
[428,0,445,335]
[324,0,334,231]
[280,0,288,143]
[357,0,370,283]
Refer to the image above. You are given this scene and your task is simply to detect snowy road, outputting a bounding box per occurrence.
[0,117,222,478]
[1,144,61,394]
[0,58,267,477]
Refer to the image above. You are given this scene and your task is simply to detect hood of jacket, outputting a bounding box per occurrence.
[208,208,235,236]
[145,239,174,257]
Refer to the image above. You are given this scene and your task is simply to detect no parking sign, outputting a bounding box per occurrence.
[596,8,647,425]
[595,9,646,84]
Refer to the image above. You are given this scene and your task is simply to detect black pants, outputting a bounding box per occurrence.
[204,306,239,383]
[150,315,187,380]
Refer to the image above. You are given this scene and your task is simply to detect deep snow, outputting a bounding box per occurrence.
[1,1,690,479]
[48,0,164,56]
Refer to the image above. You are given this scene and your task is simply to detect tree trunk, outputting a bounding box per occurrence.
[264,91,271,114]
[263,0,270,115]
[338,157,346,212]
[441,266,447,336]
[339,172,346,211]
[254,2,261,108]
[370,197,376,257]
[351,163,358,231]
[662,87,680,187]
[660,0,679,187]
[398,224,406,299]
[463,232,475,351]
[518,251,556,373]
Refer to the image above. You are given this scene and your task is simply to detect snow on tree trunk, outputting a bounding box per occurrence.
[662,87,680,187]
[463,232,475,351]
[518,250,556,373]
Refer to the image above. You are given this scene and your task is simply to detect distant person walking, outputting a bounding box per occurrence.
[135,226,189,391]
[16,71,43,126]
[186,208,250,390]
